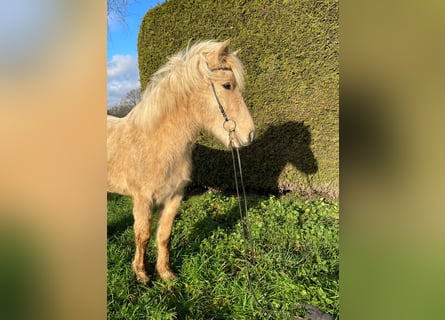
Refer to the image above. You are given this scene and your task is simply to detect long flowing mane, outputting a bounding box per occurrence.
[126,40,245,130]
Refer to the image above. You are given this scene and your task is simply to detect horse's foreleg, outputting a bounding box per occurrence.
[131,194,153,283]
[156,193,182,280]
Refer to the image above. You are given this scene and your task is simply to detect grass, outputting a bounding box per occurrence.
[107,192,339,319]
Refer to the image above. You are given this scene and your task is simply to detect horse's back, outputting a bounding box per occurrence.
[107,115,121,127]
[107,115,120,147]
[107,115,124,143]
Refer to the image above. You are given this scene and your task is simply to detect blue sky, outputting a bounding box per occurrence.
[107,0,165,107]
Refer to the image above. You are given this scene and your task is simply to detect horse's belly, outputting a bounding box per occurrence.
[107,149,132,195]
[107,170,130,195]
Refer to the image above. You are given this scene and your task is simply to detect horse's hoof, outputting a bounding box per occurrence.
[159,269,177,281]
[135,273,150,284]
[132,262,150,284]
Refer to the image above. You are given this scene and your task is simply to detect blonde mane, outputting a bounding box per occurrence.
[126,40,245,130]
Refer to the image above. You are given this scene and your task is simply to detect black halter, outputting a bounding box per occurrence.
[210,67,232,72]
[210,81,229,122]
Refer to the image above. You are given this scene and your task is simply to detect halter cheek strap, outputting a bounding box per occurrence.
[210,81,229,122]
[209,66,237,147]
[209,66,236,133]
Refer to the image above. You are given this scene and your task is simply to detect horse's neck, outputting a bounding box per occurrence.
[126,100,199,156]
[162,112,198,150]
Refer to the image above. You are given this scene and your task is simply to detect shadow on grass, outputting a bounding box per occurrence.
[107,193,134,240]
[107,213,133,240]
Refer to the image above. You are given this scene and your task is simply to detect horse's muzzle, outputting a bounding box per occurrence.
[235,129,255,147]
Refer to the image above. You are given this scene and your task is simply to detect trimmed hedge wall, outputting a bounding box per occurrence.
[138,0,338,197]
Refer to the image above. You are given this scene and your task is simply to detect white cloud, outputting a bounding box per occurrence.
[107,54,140,107]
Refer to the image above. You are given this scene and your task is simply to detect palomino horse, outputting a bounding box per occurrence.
[107,40,255,283]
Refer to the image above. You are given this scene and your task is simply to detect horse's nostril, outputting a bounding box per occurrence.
[248,130,255,143]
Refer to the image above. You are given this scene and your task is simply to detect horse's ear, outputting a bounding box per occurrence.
[207,39,231,67]
[220,39,231,54]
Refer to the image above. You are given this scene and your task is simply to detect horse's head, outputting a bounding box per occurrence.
[199,40,255,148]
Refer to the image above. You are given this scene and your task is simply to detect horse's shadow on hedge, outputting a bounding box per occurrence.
[189,120,318,194]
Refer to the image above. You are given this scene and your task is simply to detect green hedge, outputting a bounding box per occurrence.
[138,0,338,198]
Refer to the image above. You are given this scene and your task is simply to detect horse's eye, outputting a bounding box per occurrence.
[222,83,232,90]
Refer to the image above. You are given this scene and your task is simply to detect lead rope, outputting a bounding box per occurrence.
[228,133,305,320]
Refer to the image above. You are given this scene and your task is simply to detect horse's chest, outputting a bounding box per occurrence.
[152,158,191,203]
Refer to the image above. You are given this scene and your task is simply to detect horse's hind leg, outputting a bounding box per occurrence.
[131,194,153,283]
[156,193,182,280]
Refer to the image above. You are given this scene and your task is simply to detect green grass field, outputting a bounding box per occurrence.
[107,192,339,319]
